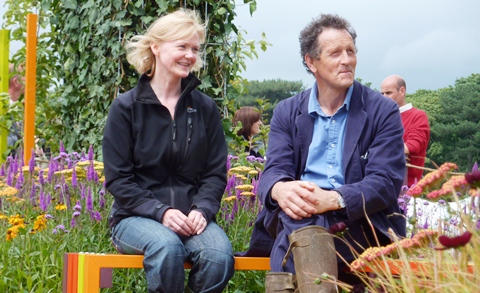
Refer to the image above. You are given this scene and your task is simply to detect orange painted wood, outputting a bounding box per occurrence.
[23,13,37,165]
[63,253,270,293]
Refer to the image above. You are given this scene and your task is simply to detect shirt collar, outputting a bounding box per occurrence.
[308,82,353,116]
[399,103,413,113]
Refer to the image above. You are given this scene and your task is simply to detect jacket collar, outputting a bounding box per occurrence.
[342,80,367,171]
[135,72,202,103]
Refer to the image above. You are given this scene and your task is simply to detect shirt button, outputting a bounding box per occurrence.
[332,120,336,124]
[330,143,335,148]
[330,178,336,183]
[328,165,333,169]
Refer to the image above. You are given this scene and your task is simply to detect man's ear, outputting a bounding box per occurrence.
[13,76,22,89]
[305,54,317,73]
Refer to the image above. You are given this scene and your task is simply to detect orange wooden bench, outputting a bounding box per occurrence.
[62,252,270,293]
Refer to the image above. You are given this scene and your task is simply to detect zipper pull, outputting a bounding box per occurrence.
[187,117,192,142]
[172,121,176,141]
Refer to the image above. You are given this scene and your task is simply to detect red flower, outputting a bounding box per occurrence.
[465,170,480,188]
[328,222,347,235]
[437,231,472,249]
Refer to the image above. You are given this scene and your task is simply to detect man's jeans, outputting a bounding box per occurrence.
[112,216,234,293]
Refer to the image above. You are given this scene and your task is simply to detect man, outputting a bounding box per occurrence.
[7,64,25,152]
[256,14,406,284]
[381,75,430,187]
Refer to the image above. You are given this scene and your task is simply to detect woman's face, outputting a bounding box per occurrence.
[250,120,262,136]
[151,34,200,79]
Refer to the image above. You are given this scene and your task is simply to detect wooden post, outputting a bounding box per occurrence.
[24,14,38,165]
[0,30,9,162]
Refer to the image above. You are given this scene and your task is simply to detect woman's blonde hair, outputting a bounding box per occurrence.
[125,8,206,76]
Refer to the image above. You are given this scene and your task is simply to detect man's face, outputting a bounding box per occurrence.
[307,28,357,91]
[381,78,404,106]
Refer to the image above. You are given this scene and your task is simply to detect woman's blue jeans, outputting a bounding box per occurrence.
[111,216,234,293]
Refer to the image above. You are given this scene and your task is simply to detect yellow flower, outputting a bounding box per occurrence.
[22,165,40,174]
[223,196,237,202]
[54,169,73,176]
[0,186,19,197]
[237,175,248,181]
[6,226,19,241]
[98,176,105,183]
[235,184,254,192]
[76,161,90,167]
[77,160,104,167]
[8,214,25,228]
[229,166,253,175]
[240,191,255,197]
[248,170,259,176]
[0,214,8,220]
[55,204,68,211]
[33,215,47,232]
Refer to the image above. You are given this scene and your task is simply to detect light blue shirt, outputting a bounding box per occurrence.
[300,82,353,189]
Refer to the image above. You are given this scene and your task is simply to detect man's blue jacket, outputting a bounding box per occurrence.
[240,81,406,257]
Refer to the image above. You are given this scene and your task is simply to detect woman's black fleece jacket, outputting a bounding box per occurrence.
[102,73,227,229]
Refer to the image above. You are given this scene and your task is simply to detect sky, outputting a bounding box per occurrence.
[234,0,480,93]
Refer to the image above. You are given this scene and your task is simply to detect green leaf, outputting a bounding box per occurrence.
[63,0,77,9]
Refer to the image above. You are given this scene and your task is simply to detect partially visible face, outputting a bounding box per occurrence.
[251,120,262,136]
[307,28,357,91]
[381,78,404,106]
[152,34,200,78]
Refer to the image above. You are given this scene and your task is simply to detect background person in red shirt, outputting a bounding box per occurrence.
[381,75,430,186]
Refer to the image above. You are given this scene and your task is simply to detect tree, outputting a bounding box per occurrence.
[235,78,305,123]
[2,0,268,158]
[429,74,480,171]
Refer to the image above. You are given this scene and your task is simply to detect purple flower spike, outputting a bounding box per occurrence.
[39,169,45,185]
[29,149,35,174]
[72,166,78,187]
[15,169,24,189]
[86,186,93,211]
[88,145,94,161]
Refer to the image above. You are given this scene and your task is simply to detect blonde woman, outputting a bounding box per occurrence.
[103,9,234,293]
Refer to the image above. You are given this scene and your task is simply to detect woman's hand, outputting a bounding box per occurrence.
[162,209,195,236]
[162,209,207,236]
[188,210,207,235]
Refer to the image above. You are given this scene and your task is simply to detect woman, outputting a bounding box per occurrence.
[102,9,234,293]
[233,106,263,158]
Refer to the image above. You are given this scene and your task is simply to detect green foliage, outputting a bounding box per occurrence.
[1,0,269,159]
[233,79,305,123]
[1,0,62,158]
[406,89,442,125]
[428,74,480,171]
